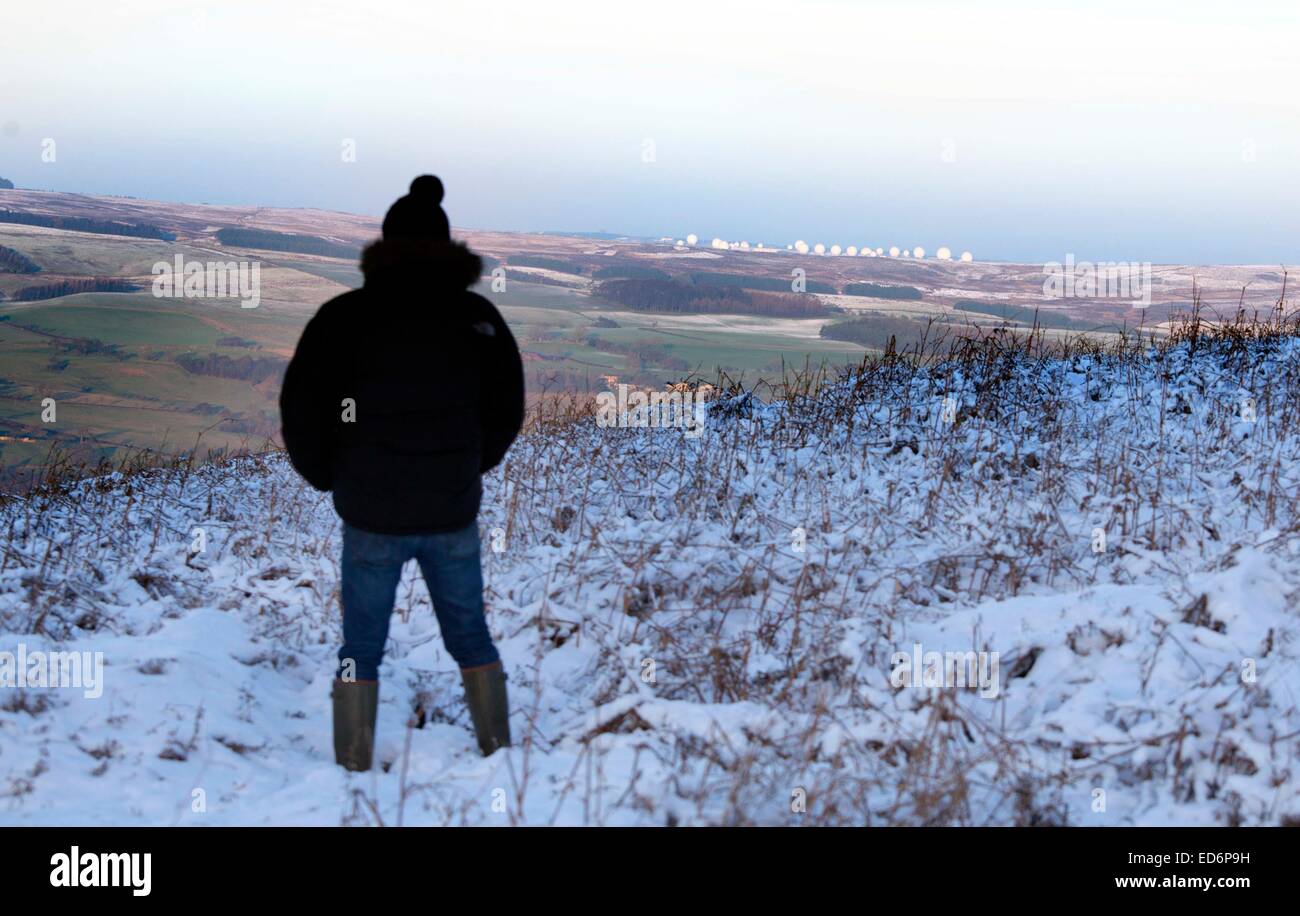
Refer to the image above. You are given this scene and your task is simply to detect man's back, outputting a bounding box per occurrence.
[279,191,524,535]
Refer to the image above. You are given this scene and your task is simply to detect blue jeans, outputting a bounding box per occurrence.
[337,521,500,681]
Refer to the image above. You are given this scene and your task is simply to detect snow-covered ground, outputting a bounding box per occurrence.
[1,333,1297,825]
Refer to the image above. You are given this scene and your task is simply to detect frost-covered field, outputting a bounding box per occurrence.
[2,330,1298,826]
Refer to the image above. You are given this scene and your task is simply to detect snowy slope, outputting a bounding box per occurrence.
[1,335,1297,825]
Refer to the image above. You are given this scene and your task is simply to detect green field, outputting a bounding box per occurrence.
[3,299,226,347]
[0,286,306,476]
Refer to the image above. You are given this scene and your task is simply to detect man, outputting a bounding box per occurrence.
[280,175,524,771]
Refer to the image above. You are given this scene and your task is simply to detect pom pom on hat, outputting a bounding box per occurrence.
[382,174,451,241]
[408,174,444,204]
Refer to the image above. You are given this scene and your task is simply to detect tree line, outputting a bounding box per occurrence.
[690,271,837,295]
[7,277,141,301]
[592,264,670,280]
[215,227,360,259]
[841,283,923,300]
[0,208,175,241]
[0,244,41,274]
[819,312,940,349]
[596,278,831,317]
[174,351,287,384]
[584,335,690,372]
[507,255,585,274]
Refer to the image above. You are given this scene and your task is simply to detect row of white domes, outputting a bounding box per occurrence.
[670,234,972,261]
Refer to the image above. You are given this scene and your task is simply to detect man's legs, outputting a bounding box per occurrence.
[334,523,410,771]
[414,523,498,669]
[414,523,509,754]
[338,523,409,680]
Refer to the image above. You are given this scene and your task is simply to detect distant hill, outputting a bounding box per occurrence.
[0,177,14,190]
[540,229,642,240]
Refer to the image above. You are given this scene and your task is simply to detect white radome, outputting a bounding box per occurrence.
[830,244,842,256]
[794,240,809,253]
[846,246,857,256]
[960,251,973,262]
[936,246,952,260]
[686,234,698,246]
[889,246,900,257]
[913,247,925,259]
[814,243,826,255]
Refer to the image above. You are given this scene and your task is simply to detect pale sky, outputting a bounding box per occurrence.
[2,0,1298,262]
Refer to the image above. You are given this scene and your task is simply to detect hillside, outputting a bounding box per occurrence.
[1,189,1294,485]
[2,326,1297,825]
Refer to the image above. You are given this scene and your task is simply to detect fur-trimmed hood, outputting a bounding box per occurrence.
[360,238,484,288]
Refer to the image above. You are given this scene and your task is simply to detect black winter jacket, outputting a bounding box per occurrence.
[279,238,524,534]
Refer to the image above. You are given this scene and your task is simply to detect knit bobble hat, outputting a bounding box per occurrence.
[381,175,451,242]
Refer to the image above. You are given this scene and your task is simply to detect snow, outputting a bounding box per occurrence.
[1,335,1298,825]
